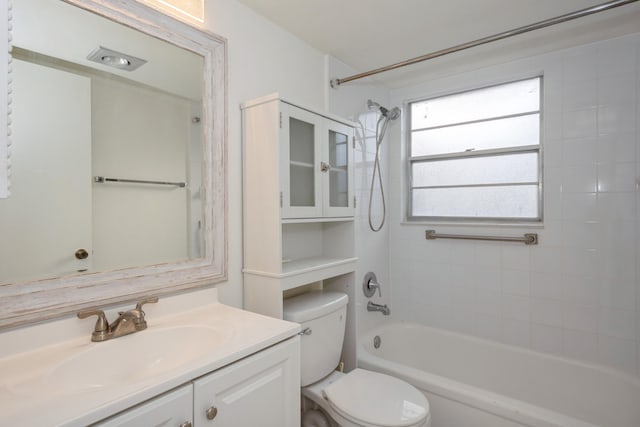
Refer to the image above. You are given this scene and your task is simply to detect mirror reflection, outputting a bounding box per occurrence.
[0,0,205,284]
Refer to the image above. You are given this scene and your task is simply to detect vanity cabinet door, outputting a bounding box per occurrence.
[94,384,193,427]
[193,337,300,427]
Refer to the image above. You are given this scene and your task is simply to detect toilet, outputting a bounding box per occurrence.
[283,291,431,427]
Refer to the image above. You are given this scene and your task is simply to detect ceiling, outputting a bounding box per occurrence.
[237,0,640,88]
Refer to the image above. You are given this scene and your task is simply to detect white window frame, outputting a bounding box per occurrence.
[406,76,543,223]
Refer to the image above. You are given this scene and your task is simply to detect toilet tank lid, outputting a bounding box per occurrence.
[283,291,348,322]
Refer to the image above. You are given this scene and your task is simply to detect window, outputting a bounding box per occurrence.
[408,77,542,222]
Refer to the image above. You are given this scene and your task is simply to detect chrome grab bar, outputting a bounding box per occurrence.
[425,230,538,245]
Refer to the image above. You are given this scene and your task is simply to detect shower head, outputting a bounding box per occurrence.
[367,99,401,120]
[382,106,401,121]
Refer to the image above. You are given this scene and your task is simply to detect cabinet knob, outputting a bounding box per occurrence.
[75,248,89,260]
[206,405,218,420]
[320,161,331,172]
[179,422,192,427]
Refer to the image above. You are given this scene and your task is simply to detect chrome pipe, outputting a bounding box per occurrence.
[330,0,639,87]
[425,230,538,245]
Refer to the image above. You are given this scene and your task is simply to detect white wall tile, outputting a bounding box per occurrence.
[597,132,636,164]
[562,137,597,166]
[598,104,637,135]
[562,303,598,333]
[532,324,563,355]
[531,298,564,327]
[388,33,640,376]
[474,313,502,342]
[598,335,637,375]
[563,275,599,306]
[563,329,599,364]
[598,72,637,106]
[563,108,597,139]
[562,80,597,111]
[599,307,637,340]
[562,193,598,221]
[503,319,531,348]
[596,38,637,76]
[597,162,637,192]
[502,269,530,296]
[561,164,598,193]
[502,294,530,322]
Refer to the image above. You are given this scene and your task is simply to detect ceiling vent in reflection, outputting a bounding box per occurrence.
[87,46,147,71]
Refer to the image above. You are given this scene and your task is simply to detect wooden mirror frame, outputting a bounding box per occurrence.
[0,0,227,328]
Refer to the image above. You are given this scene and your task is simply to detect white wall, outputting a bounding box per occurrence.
[203,0,326,306]
[326,56,393,334]
[388,33,640,376]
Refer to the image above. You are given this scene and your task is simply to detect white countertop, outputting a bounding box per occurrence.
[0,302,300,426]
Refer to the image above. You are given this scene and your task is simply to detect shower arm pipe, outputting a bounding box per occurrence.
[329,0,639,87]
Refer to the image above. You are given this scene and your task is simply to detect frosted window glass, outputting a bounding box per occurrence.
[412,185,539,219]
[412,153,538,187]
[411,114,539,157]
[411,77,540,130]
[408,77,542,221]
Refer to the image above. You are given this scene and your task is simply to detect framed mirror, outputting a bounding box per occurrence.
[0,0,227,328]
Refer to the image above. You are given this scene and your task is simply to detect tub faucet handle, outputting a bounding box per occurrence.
[363,271,382,298]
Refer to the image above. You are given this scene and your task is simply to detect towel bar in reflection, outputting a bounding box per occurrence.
[94,176,186,188]
[425,230,538,245]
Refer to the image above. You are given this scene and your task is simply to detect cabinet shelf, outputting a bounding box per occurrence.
[281,217,353,224]
[281,256,357,291]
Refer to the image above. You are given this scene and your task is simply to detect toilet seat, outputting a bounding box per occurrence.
[323,369,429,427]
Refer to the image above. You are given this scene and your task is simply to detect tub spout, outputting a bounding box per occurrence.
[367,301,390,316]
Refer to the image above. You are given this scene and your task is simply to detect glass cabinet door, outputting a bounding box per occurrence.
[289,117,315,207]
[324,120,354,217]
[280,103,322,218]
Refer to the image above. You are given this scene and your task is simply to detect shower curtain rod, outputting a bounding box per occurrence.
[329,0,639,87]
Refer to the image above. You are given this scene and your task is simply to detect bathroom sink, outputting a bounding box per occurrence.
[45,325,227,392]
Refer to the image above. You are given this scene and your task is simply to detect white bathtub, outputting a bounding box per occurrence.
[358,323,640,427]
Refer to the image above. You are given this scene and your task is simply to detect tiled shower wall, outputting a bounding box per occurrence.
[388,33,640,376]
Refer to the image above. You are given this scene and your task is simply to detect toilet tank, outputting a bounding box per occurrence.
[283,291,348,387]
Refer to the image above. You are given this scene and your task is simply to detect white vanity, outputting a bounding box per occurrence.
[0,290,301,426]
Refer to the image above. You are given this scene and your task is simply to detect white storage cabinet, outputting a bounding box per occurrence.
[242,94,357,318]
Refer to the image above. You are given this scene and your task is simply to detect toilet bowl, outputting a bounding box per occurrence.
[283,291,431,427]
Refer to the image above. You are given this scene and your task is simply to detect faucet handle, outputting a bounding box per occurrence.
[77,309,110,341]
[135,296,159,313]
[363,272,382,298]
[368,280,382,297]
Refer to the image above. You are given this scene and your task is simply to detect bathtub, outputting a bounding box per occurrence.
[358,323,640,427]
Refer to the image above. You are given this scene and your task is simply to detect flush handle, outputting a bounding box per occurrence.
[298,327,312,336]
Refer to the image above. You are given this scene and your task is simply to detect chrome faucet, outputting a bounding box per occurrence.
[77,297,158,342]
[367,301,390,316]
